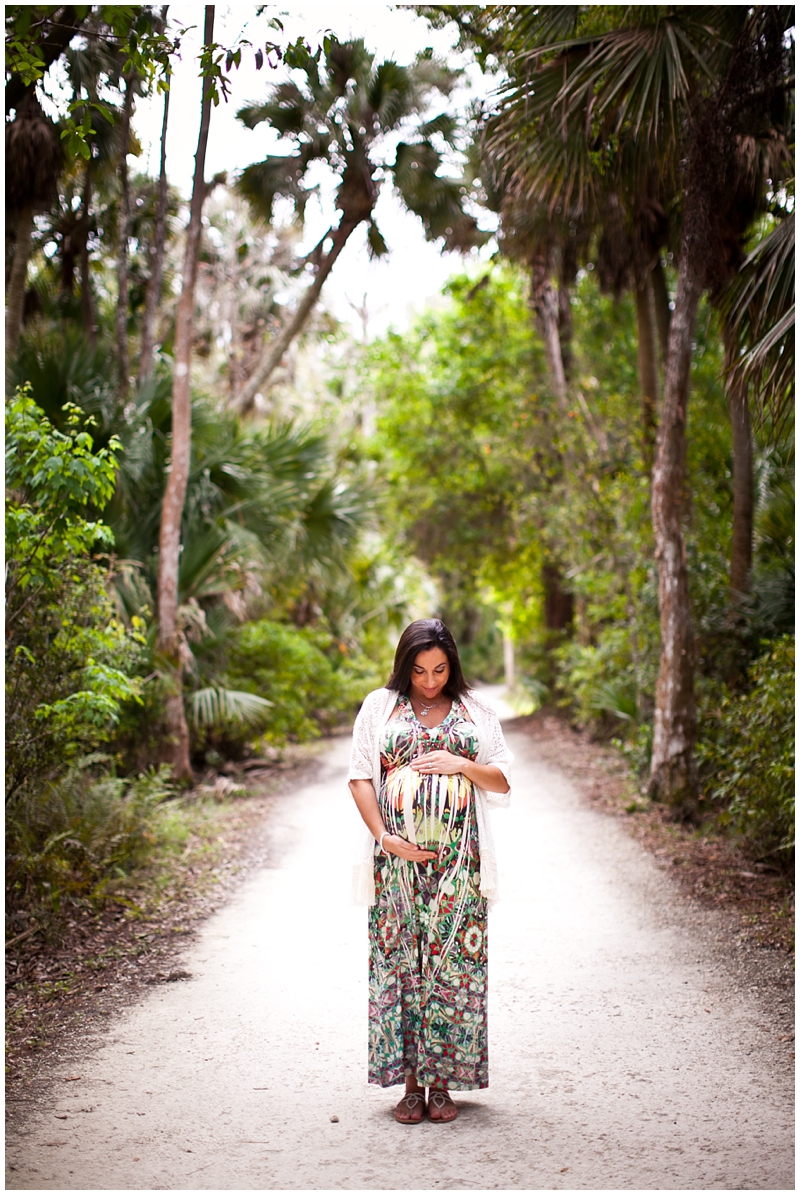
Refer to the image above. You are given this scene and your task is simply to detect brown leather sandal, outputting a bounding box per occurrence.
[394,1091,426,1124]
[427,1089,458,1122]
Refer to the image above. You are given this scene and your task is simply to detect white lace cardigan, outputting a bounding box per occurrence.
[347,687,513,906]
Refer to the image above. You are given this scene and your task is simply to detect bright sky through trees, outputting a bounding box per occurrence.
[132,4,497,336]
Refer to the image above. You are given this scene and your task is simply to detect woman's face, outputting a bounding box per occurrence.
[409,646,450,703]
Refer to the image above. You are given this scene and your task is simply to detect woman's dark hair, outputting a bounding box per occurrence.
[386,619,470,698]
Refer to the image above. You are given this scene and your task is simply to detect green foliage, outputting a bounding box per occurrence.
[219,619,364,747]
[9,327,122,447]
[555,629,639,727]
[101,374,369,610]
[698,636,795,862]
[368,257,794,868]
[6,390,144,807]
[7,4,794,907]
[6,763,175,917]
[369,265,552,678]
[6,388,121,563]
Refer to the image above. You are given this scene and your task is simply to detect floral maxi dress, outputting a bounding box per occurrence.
[368,695,488,1090]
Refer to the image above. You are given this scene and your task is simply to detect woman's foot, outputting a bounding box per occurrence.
[393,1090,425,1124]
[427,1088,458,1122]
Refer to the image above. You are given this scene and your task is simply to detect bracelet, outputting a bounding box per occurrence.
[378,831,390,853]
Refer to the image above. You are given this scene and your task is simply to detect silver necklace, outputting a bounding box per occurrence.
[412,695,445,717]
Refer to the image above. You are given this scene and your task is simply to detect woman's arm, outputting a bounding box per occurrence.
[348,779,437,862]
[409,753,509,794]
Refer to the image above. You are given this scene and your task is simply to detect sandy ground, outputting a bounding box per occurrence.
[5,696,794,1191]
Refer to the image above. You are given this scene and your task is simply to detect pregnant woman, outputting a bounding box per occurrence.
[348,619,512,1124]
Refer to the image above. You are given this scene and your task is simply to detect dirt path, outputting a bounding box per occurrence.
[6,705,794,1190]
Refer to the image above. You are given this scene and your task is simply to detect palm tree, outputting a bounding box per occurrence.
[491,194,583,412]
[25,26,132,345]
[482,5,793,809]
[233,37,486,411]
[5,92,62,360]
[482,9,674,473]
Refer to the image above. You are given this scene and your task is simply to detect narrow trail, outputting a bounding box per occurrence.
[6,698,793,1191]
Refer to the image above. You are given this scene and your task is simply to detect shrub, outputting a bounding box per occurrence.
[698,635,794,863]
[6,390,144,808]
[6,764,175,917]
[199,618,363,752]
[553,627,640,734]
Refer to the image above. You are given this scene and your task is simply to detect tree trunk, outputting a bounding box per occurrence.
[235,216,361,413]
[60,214,79,295]
[79,159,96,345]
[5,203,33,360]
[647,260,702,811]
[139,74,171,386]
[530,252,573,643]
[542,560,573,630]
[635,273,659,474]
[503,633,515,689]
[156,6,215,782]
[557,240,577,381]
[651,257,671,365]
[529,253,568,413]
[723,323,753,601]
[115,74,134,399]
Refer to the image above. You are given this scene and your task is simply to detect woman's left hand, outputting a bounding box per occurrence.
[409,750,464,776]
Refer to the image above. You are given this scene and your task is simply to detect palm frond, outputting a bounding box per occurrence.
[485,9,748,218]
[725,214,795,433]
[325,37,375,96]
[189,687,272,728]
[393,141,487,252]
[365,60,413,126]
[292,476,370,566]
[366,219,389,259]
[178,524,234,603]
[418,112,459,147]
[237,154,316,224]
[512,5,582,48]
[587,680,638,722]
[237,82,310,134]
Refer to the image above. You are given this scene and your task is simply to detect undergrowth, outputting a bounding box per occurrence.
[5,764,248,943]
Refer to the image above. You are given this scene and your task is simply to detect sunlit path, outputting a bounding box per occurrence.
[6,723,793,1191]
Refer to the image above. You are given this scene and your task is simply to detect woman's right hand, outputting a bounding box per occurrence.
[382,834,438,862]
